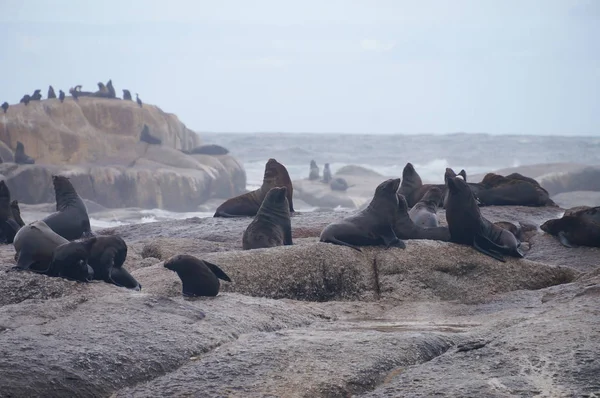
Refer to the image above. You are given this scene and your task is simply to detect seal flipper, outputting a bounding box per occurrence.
[321,237,363,252]
[473,235,506,262]
[380,225,406,249]
[558,231,577,248]
[204,261,232,282]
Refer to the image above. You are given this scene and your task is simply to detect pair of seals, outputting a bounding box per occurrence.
[214,158,294,217]
[84,235,141,289]
[408,186,443,228]
[47,239,95,282]
[0,181,21,244]
[1,102,8,113]
[42,176,93,240]
[164,254,232,297]
[242,186,292,250]
[48,86,57,99]
[308,160,320,180]
[541,206,600,248]
[320,178,405,251]
[477,173,556,207]
[321,163,332,183]
[445,175,525,262]
[395,194,450,241]
[140,124,162,145]
[398,163,445,207]
[13,220,69,273]
[123,90,132,101]
[14,141,35,164]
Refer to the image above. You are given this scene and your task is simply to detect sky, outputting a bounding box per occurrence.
[0,0,599,135]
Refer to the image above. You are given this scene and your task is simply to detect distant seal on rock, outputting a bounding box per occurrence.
[187,144,229,155]
[320,178,405,251]
[47,86,57,99]
[122,89,132,101]
[0,181,20,244]
[540,206,600,248]
[395,194,450,241]
[136,93,143,107]
[140,124,161,145]
[477,173,556,207]
[242,186,292,250]
[59,90,65,103]
[408,186,442,228]
[94,82,110,98]
[321,163,332,183]
[84,235,141,290]
[14,141,35,164]
[1,102,8,113]
[42,175,93,241]
[308,160,320,180]
[10,200,25,227]
[214,158,294,217]
[164,254,232,297]
[13,220,68,272]
[19,95,31,105]
[330,177,351,192]
[445,175,525,262]
[47,239,95,282]
[31,89,42,101]
[106,80,116,98]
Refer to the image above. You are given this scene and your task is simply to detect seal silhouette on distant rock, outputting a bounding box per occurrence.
[84,235,141,290]
[14,141,35,164]
[540,206,600,248]
[398,163,444,207]
[13,220,69,272]
[136,93,143,107]
[408,186,442,228]
[445,175,525,262]
[10,200,25,227]
[330,177,352,192]
[42,175,93,241]
[394,194,450,241]
[321,163,332,183]
[19,95,31,105]
[1,102,8,113]
[31,89,42,101]
[187,144,229,155]
[215,158,294,217]
[106,79,116,98]
[47,86,57,99]
[47,239,96,282]
[0,181,20,244]
[308,160,320,181]
[59,90,65,103]
[242,186,292,250]
[140,124,161,145]
[95,82,110,98]
[320,178,405,251]
[164,254,232,297]
[123,89,132,101]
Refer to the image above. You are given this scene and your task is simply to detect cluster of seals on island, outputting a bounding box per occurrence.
[305,160,350,191]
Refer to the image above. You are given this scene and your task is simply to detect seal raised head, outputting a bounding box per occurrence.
[320,178,405,251]
[398,163,445,207]
[83,235,141,290]
[242,186,292,250]
[214,158,294,217]
[540,206,600,248]
[164,254,232,297]
[123,89,132,101]
[42,175,93,240]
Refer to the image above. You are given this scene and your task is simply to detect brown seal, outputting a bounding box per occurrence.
[47,86,57,99]
[10,200,25,227]
[477,173,556,207]
[319,178,405,251]
[540,206,600,248]
[308,160,320,180]
[214,158,294,217]
[42,175,93,240]
[242,187,292,250]
[83,235,141,290]
[445,175,525,262]
[408,186,443,228]
[164,254,232,297]
[398,163,445,207]
[395,194,450,241]
[13,220,68,272]
[47,239,96,282]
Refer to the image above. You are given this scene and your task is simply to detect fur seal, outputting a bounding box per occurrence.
[47,86,57,99]
[59,90,65,103]
[140,124,161,145]
[164,254,232,297]
[2,102,9,113]
[320,178,405,251]
[445,175,525,262]
[13,220,68,272]
[398,163,445,207]
[540,206,600,248]
[308,160,320,180]
[321,163,332,183]
[84,235,141,289]
[106,80,116,98]
[408,186,442,228]
[31,90,42,101]
[95,82,110,98]
[214,158,294,217]
[136,93,143,107]
[187,144,229,155]
[242,186,292,250]
[395,194,450,241]
[10,200,25,227]
[330,177,351,191]
[47,239,95,282]
[19,95,31,105]
[0,181,20,244]
[14,141,35,164]
[477,173,556,207]
[123,90,132,101]
[42,175,93,241]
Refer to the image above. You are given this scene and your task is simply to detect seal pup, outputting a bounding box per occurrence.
[83,235,141,290]
[0,181,20,244]
[42,175,93,241]
[14,141,35,164]
[123,90,132,101]
[321,163,332,183]
[106,80,116,98]
[242,186,292,250]
[395,194,450,241]
[2,102,8,113]
[445,175,525,262]
[140,124,162,145]
[13,220,69,272]
[164,254,232,297]
[540,207,600,248]
[10,200,25,227]
[308,160,320,180]
[47,86,57,99]
[47,239,95,282]
[408,186,442,228]
[31,90,42,101]
[319,178,406,251]
[136,93,143,107]
[187,144,229,155]
[215,158,295,217]
[59,90,65,103]
[19,95,31,105]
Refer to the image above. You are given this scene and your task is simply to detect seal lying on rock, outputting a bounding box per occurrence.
[84,235,141,290]
[0,181,20,244]
[186,144,230,155]
[140,124,161,145]
[47,239,96,282]
[242,187,292,250]
[320,178,405,251]
[395,194,450,241]
[445,175,525,262]
[330,177,352,192]
[42,176,93,241]
[308,160,320,180]
[321,163,332,183]
[476,173,556,207]
[13,221,68,272]
[540,206,600,248]
[164,254,232,297]
[215,158,294,217]
[14,141,35,164]
[408,186,442,228]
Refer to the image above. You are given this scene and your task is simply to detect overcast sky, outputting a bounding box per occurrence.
[1,0,598,135]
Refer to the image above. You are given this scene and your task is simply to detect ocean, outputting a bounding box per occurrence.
[20,133,600,230]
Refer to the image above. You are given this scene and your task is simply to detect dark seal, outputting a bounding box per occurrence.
[476,173,556,207]
[136,93,143,107]
[0,181,20,244]
[187,144,229,155]
[330,177,351,192]
[84,235,141,290]
[308,160,320,180]
[42,175,93,240]
[140,124,161,145]
[31,89,42,101]
[47,239,95,282]
[408,186,442,228]
[320,178,405,251]
[164,254,232,297]
[59,90,65,103]
[540,206,600,248]
[10,200,25,227]
[214,158,294,217]
[13,221,69,272]
[321,163,332,183]
[394,194,450,241]
[445,175,525,262]
[1,102,8,113]
[398,162,444,207]
[242,186,292,250]
[14,141,35,164]
[19,95,31,105]
[47,86,57,99]
[123,89,133,101]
